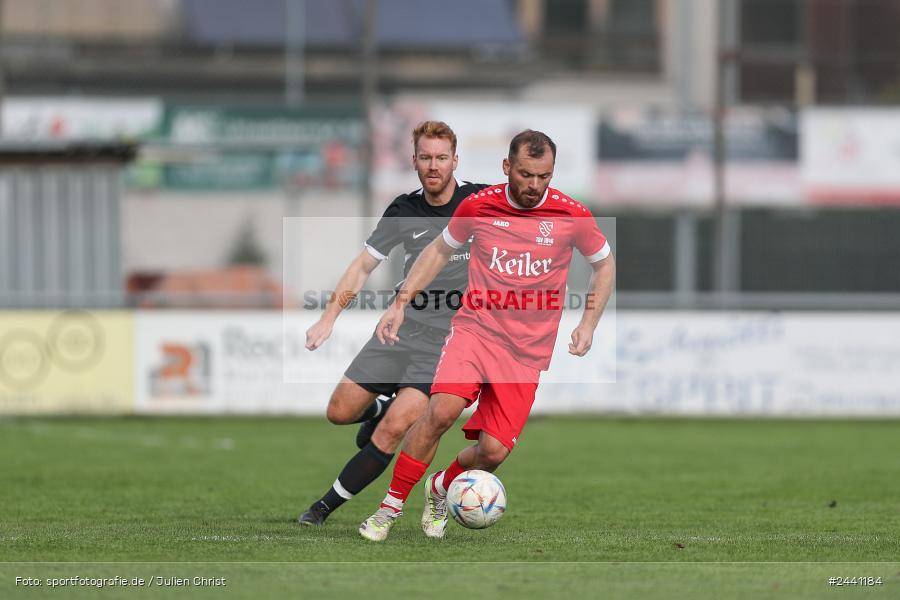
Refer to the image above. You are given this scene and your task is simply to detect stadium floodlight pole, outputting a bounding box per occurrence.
[712,0,739,303]
[712,39,726,301]
[360,0,378,220]
[285,0,305,107]
[0,0,4,136]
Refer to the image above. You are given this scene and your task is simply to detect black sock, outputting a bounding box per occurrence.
[351,396,393,424]
[315,442,395,516]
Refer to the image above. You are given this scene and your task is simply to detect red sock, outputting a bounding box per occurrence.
[380,451,429,512]
[435,458,466,496]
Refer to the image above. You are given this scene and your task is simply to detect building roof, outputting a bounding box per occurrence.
[184,0,522,50]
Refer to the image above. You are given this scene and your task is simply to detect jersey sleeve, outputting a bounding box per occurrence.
[574,210,611,263]
[364,200,403,260]
[442,193,480,249]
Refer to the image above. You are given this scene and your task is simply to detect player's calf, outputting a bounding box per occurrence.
[470,441,509,472]
[298,441,395,526]
[369,390,428,452]
[355,395,395,448]
[399,393,468,462]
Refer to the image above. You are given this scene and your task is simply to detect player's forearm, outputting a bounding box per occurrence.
[393,239,451,308]
[322,258,376,321]
[579,255,615,330]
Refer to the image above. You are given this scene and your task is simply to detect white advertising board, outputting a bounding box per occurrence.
[802,108,900,203]
[573,312,900,416]
[134,309,615,414]
[135,311,900,417]
[133,312,358,415]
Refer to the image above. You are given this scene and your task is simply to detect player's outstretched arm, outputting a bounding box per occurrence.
[306,250,381,350]
[376,236,455,345]
[569,252,616,356]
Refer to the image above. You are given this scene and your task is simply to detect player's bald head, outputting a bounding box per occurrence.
[508,130,556,164]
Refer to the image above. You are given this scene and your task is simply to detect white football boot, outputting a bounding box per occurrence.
[359,507,401,542]
[421,473,449,539]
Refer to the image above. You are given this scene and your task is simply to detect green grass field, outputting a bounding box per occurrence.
[2,416,899,599]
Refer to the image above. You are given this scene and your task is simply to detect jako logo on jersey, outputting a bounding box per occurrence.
[492,219,510,228]
[489,247,552,276]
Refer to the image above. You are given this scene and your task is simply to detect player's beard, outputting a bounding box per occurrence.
[510,182,544,208]
[422,170,453,195]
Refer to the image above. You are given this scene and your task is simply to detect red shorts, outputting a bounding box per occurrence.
[431,325,540,451]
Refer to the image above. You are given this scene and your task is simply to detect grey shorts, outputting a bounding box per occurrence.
[344,318,449,398]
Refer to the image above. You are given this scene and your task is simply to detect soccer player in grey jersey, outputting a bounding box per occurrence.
[298,121,486,525]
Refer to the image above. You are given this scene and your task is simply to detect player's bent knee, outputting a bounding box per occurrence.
[477,445,509,470]
[325,402,353,425]
[325,394,359,424]
[371,426,402,452]
[325,380,376,424]
[426,405,459,433]
[372,417,407,449]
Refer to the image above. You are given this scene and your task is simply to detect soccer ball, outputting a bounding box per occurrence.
[446,470,507,529]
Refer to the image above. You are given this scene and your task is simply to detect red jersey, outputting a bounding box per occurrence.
[442,183,610,370]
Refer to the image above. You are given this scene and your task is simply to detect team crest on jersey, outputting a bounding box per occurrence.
[536,221,554,246]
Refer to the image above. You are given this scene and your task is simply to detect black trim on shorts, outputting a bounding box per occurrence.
[351,379,398,398]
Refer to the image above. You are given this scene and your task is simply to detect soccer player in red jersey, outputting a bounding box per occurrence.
[297,121,487,527]
[359,130,616,541]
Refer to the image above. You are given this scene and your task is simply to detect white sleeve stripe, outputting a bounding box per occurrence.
[442,227,464,249]
[585,241,611,263]
[365,243,388,261]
